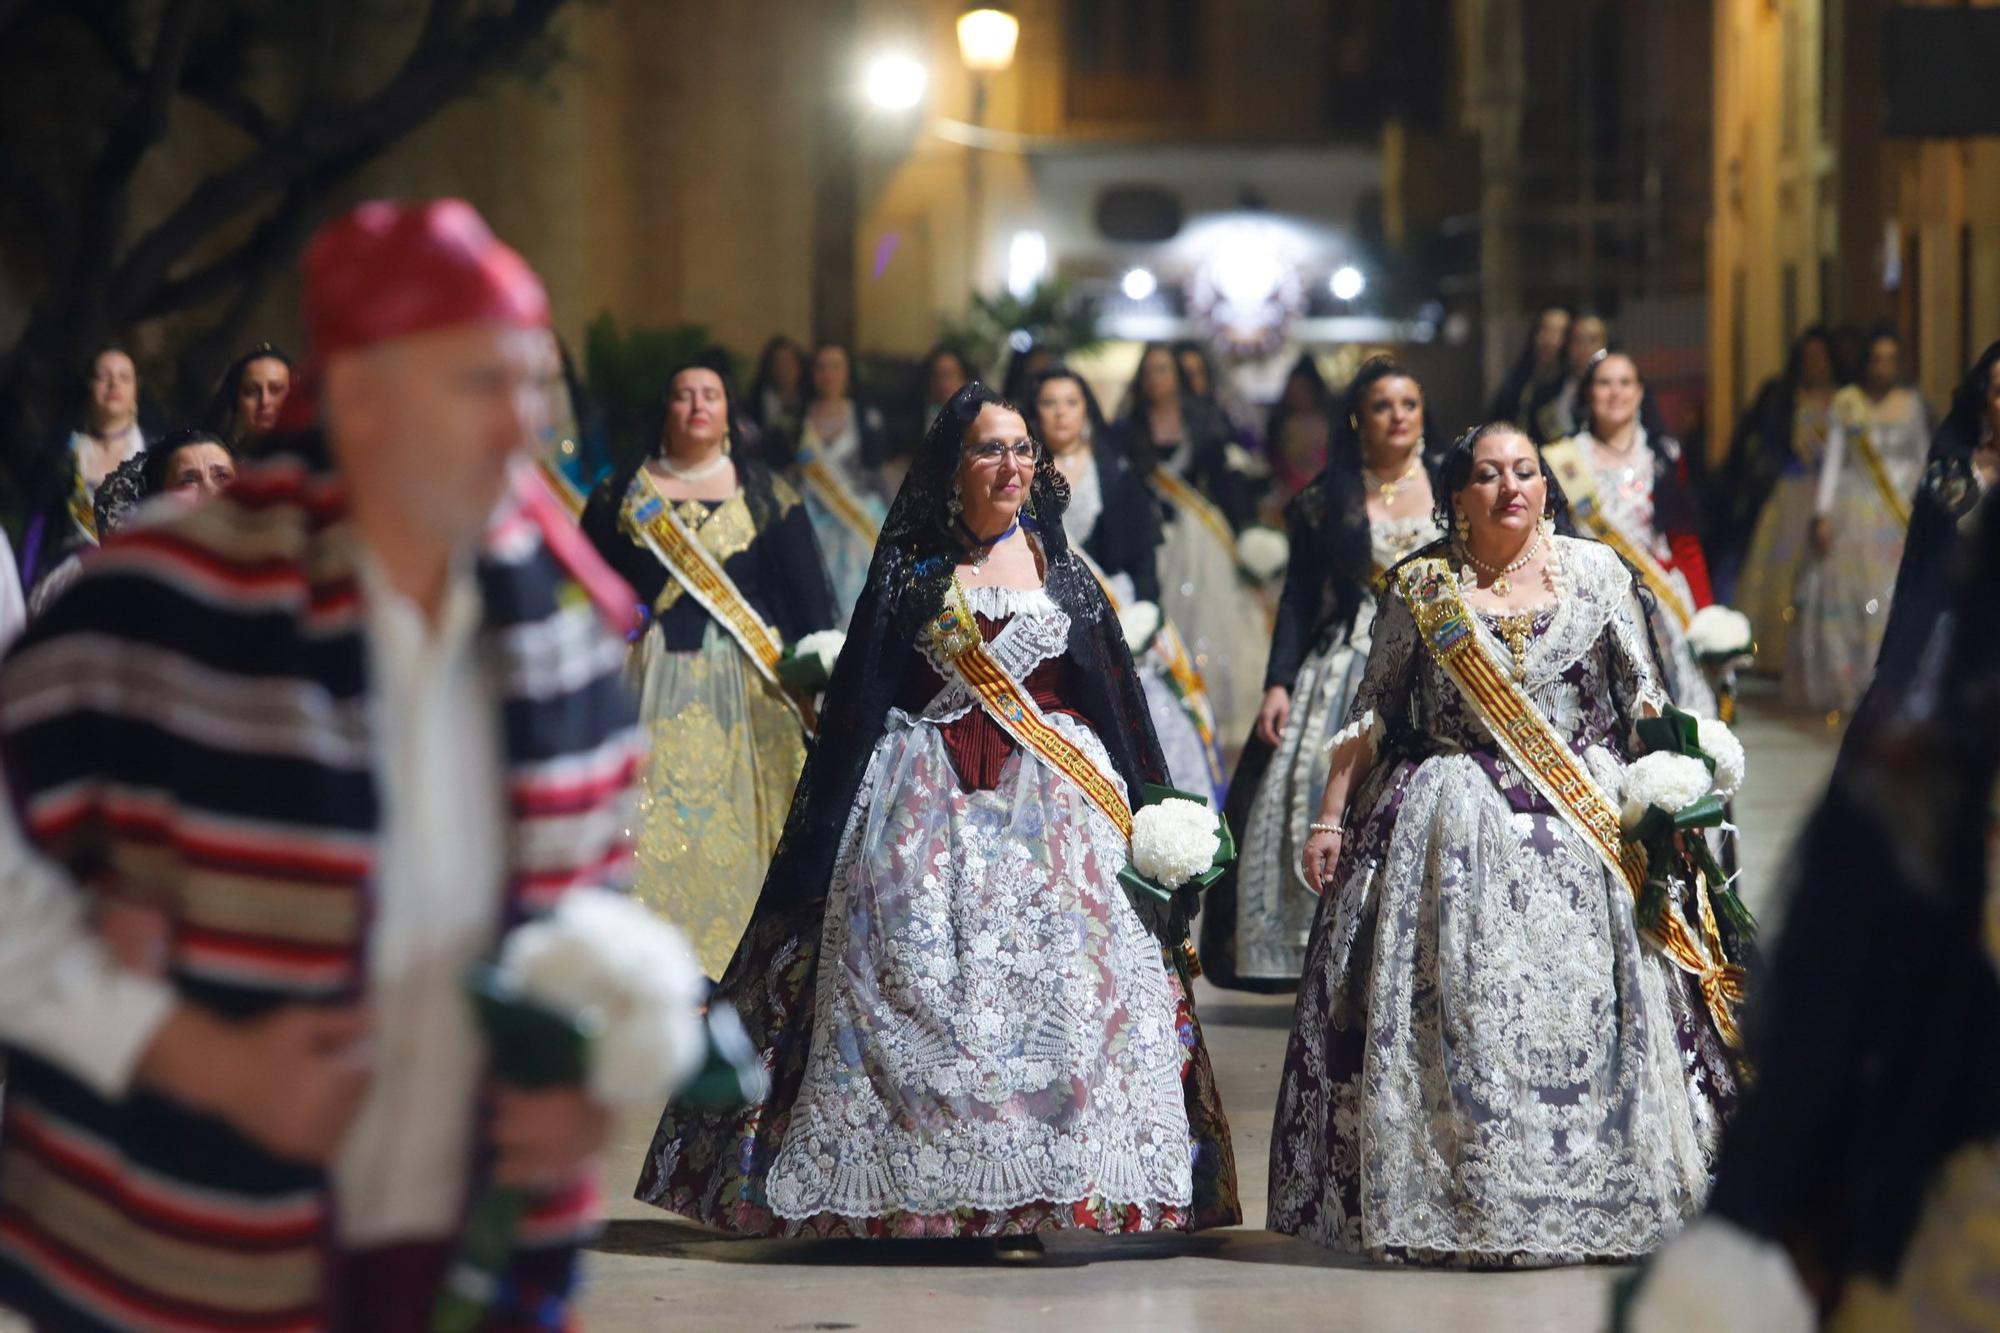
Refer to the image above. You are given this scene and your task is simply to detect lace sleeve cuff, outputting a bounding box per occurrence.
[1325,707,1382,755]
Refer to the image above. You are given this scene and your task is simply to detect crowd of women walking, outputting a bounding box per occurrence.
[8,283,1996,1320]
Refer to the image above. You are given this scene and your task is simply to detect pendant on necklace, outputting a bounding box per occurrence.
[1493,573,1511,596]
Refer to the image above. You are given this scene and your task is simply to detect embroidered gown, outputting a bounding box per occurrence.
[636,547,1239,1239]
[1568,434,1718,718]
[1785,385,1929,716]
[791,402,888,630]
[581,459,834,978]
[1732,399,1837,673]
[1268,536,1738,1266]
[1130,410,1272,742]
[1201,473,1437,991]
[1061,441,1222,801]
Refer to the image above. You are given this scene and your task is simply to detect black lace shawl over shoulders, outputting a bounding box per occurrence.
[737,538,1177,948]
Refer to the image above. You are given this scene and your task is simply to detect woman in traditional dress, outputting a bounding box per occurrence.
[1202,357,1442,992]
[1726,328,1844,671]
[581,361,835,978]
[203,341,294,452]
[1785,326,1931,717]
[1119,342,1270,740]
[1843,339,2000,751]
[20,346,152,595]
[1544,349,1718,716]
[1269,421,1744,1266]
[747,335,808,444]
[770,341,888,629]
[1030,364,1222,800]
[1528,311,1608,444]
[1264,354,1337,501]
[638,382,1239,1254]
[1487,305,1571,432]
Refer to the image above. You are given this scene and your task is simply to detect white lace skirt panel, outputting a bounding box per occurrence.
[764,709,1195,1221]
[1157,508,1272,741]
[1271,753,1714,1263]
[1233,602,1378,981]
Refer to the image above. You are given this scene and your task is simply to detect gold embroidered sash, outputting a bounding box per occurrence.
[797,453,882,547]
[927,578,1133,841]
[622,472,814,733]
[535,457,586,520]
[1077,550,1223,784]
[1148,467,1237,554]
[1542,438,1695,630]
[1849,426,1914,528]
[1396,556,1745,1047]
[67,473,98,546]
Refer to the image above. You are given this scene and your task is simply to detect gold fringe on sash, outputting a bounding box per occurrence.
[1396,557,1746,1047]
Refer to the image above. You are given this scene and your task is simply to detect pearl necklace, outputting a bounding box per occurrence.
[1363,453,1422,503]
[1459,526,1542,597]
[657,449,731,483]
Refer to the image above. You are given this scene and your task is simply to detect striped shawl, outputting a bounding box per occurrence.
[0,439,641,1332]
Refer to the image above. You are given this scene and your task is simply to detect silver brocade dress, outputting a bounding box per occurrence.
[1230,514,1439,984]
[1733,400,1837,673]
[793,404,886,632]
[1268,537,1736,1266]
[1785,386,1929,715]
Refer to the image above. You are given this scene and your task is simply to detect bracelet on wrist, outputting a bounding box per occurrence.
[1309,821,1345,837]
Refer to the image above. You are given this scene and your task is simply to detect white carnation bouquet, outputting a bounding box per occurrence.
[778,629,847,691]
[1120,783,1236,909]
[1622,706,1755,943]
[1236,525,1290,582]
[1686,605,1754,664]
[1117,600,1162,655]
[439,890,766,1333]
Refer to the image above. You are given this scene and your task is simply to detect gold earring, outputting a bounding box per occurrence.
[1454,509,1469,543]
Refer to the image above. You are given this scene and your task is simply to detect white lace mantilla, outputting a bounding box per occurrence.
[761,594,1195,1223]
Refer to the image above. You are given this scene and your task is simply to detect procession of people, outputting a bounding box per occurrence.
[0,195,1994,1330]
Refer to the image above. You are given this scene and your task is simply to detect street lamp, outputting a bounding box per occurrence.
[865,53,928,111]
[1330,265,1366,302]
[957,6,1019,296]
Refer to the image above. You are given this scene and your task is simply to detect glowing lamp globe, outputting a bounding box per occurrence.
[866,54,929,111]
[958,8,1020,72]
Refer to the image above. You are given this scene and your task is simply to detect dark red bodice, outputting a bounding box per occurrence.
[900,610,1086,790]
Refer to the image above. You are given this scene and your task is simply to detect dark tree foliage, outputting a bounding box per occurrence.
[0,0,578,510]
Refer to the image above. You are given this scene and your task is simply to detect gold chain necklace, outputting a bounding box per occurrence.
[1460,527,1542,597]
[1363,454,1422,503]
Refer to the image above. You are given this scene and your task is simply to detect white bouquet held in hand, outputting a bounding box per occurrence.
[1686,605,1753,661]
[1117,600,1162,655]
[778,629,847,691]
[1695,716,1746,800]
[1619,752,1716,834]
[1236,525,1290,581]
[489,887,707,1105]
[1131,797,1223,890]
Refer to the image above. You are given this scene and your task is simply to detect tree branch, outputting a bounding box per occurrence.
[107,0,568,324]
[182,72,279,143]
[64,2,142,85]
[138,172,340,319]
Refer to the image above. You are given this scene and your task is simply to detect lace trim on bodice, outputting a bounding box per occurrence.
[1462,537,1639,691]
[1061,454,1105,548]
[1371,515,1440,571]
[916,585,1072,722]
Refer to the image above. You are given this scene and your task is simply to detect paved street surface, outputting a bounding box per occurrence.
[0,690,1835,1333]
[581,685,1839,1333]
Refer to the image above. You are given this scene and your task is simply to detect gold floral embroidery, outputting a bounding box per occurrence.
[654,491,759,615]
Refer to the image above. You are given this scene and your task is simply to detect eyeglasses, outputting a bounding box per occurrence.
[963,439,1042,466]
